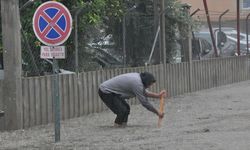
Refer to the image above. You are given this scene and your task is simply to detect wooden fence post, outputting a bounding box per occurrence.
[1,0,23,130]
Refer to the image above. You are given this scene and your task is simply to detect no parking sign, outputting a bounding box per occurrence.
[32,1,73,142]
[33,1,72,46]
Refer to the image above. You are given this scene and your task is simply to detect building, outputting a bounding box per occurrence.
[179,0,250,21]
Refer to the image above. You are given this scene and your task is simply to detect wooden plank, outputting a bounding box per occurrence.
[92,71,98,113]
[78,73,84,116]
[62,75,69,119]
[46,76,53,123]
[73,74,79,117]
[68,74,74,118]
[173,64,177,96]
[176,63,181,95]
[197,61,202,91]
[40,76,47,124]
[35,77,41,125]
[83,72,89,115]
[181,63,187,93]
[200,60,204,89]
[165,64,171,96]
[177,63,183,94]
[87,72,93,114]
[204,60,209,89]
[76,73,83,116]
[97,70,103,112]
[22,78,30,128]
[58,75,65,120]
[168,64,172,96]
[29,78,35,127]
[184,63,189,93]
[192,61,197,91]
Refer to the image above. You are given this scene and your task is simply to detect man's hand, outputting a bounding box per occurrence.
[157,111,164,118]
[159,90,167,98]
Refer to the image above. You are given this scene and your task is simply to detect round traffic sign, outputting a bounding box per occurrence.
[33,1,72,46]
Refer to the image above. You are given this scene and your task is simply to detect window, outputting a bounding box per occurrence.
[242,0,250,9]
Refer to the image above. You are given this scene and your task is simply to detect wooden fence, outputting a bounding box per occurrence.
[1,56,250,129]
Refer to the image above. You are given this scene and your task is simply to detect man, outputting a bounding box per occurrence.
[98,72,166,127]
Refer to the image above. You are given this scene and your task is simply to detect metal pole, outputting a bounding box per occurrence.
[160,0,166,64]
[246,13,250,55]
[218,9,229,52]
[147,25,160,65]
[53,57,60,142]
[160,0,166,90]
[190,8,200,17]
[122,16,126,67]
[122,5,136,67]
[74,8,84,74]
[203,0,218,57]
[237,0,240,55]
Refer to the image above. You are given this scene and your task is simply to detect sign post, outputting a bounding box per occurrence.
[33,1,72,142]
[52,56,60,142]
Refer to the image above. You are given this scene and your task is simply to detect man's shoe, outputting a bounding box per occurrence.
[114,123,124,128]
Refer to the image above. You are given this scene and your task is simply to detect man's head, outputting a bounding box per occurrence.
[140,72,156,88]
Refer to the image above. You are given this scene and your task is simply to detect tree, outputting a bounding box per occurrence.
[1,0,196,76]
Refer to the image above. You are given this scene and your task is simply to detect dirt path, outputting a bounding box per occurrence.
[1,81,250,150]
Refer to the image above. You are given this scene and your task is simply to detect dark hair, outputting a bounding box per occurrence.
[140,72,156,88]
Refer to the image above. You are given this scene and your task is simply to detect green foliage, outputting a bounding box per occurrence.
[0,0,196,75]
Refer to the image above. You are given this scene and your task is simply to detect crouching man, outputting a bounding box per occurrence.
[98,72,166,127]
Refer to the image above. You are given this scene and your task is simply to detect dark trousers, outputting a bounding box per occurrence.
[98,89,130,125]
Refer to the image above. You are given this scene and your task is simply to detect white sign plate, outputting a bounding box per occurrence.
[40,46,66,59]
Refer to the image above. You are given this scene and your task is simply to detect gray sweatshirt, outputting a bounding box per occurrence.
[99,73,158,114]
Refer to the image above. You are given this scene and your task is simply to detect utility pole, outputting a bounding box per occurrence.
[203,0,218,57]
[246,13,250,55]
[159,0,166,89]
[153,0,161,64]
[160,0,166,64]
[1,0,23,130]
[237,0,240,55]
[181,4,192,62]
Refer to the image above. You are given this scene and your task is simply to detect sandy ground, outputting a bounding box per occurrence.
[1,81,250,150]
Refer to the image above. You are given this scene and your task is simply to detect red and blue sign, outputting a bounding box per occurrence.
[33,1,72,46]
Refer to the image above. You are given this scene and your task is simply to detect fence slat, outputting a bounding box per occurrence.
[22,78,29,128]
[59,75,65,120]
[78,73,84,116]
[68,74,74,118]
[29,78,35,127]
[35,77,41,125]
[83,72,88,115]
[62,75,69,119]
[74,74,79,117]
[47,76,53,123]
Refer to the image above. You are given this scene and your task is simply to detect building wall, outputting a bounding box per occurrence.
[179,0,247,21]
